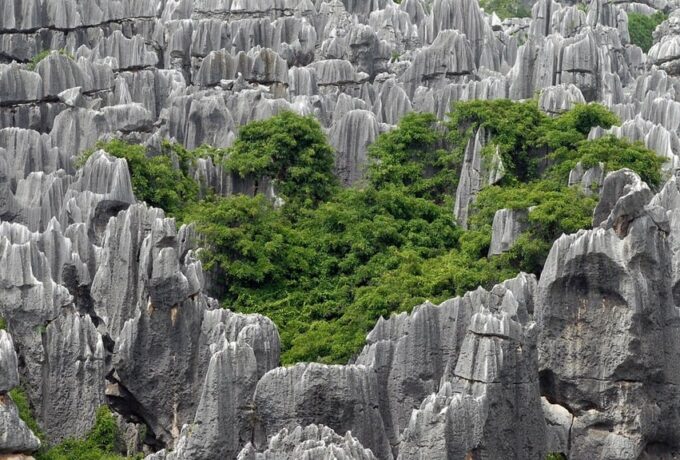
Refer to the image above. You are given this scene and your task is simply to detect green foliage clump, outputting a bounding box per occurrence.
[628,12,667,52]
[471,181,597,274]
[9,387,45,443]
[190,186,460,363]
[79,140,199,219]
[367,112,459,201]
[0,316,6,330]
[479,0,531,19]
[28,49,74,71]
[547,454,567,460]
[449,99,549,180]
[550,135,664,187]
[37,406,139,460]
[187,194,307,290]
[225,111,337,208]
[448,100,619,181]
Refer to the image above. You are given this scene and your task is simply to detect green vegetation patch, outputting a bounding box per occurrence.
[628,11,667,52]
[479,0,531,19]
[10,391,139,460]
[182,103,660,363]
[27,49,74,71]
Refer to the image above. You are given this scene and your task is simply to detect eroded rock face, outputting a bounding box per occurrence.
[536,169,680,459]
[454,127,504,228]
[398,311,546,460]
[237,424,378,460]
[488,207,530,256]
[355,273,537,452]
[253,363,392,460]
[0,330,19,394]
[650,12,680,76]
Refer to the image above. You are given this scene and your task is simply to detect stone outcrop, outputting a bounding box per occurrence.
[398,311,546,460]
[536,169,680,458]
[252,363,392,460]
[488,207,530,256]
[454,127,504,228]
[237,424,378,460]
[650,11,680,76]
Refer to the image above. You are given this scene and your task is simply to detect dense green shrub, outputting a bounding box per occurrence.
[225,111,337,208]
[448,99,548,180]
[0,316,6,329]
[628,12,667,52]
[367,112,459,201]
[547,453,567,460]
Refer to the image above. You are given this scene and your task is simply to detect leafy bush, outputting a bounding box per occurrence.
[448,99,548,180]
[549,135,664,187]
[225,111,337,208]
[547,454,567,460]
[367,112,459,201]
[628,12,667,52]
[0,316,6,330]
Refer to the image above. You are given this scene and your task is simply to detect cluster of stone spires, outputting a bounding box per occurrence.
[2,0,680,458]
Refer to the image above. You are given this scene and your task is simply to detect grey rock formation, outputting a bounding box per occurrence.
[397,310,546,460]
[568,161,605,195]
[41,307,107,442]
[650,12,680,76]
[237,424,378,460]
[164,340,259,460]
[454,127,505,229]
[539,84,586,115]
[0,0,678,458]
[536,170,680,458]
[106,203,280,448]
[355,273,537,450]
[488,207,530,256]
[253,363,392,460]
[592,168,653,232]
[0,330,19,395]
[331,109,381,185]
[1,393,41,455]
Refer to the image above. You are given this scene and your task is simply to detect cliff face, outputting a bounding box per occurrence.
[1,0,680,459]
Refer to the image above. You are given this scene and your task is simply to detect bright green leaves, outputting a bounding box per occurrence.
[225,111,337,208]
[628,12,667,52]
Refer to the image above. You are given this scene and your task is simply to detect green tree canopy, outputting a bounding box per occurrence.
[225,111,337,208]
